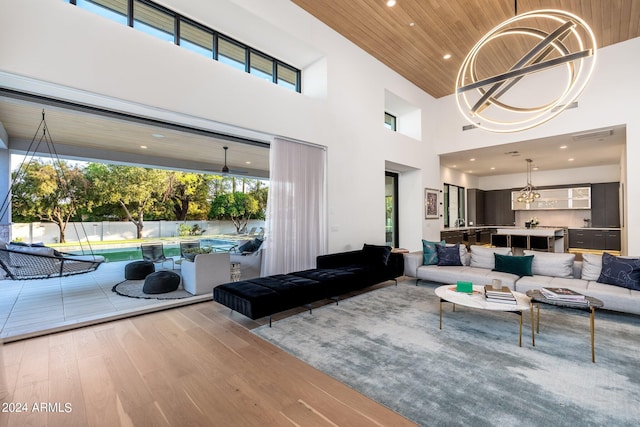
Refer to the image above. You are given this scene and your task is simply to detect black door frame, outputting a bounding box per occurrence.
[385,171,399,248]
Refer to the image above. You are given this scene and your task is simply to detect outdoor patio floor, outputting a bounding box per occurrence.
[0,259,210,342]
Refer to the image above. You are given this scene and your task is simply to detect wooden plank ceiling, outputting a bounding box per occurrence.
[292,0,640,99]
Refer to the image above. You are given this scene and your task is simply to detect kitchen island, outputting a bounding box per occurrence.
[492,227,566,252]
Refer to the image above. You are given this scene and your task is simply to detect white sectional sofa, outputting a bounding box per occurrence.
[404,245,640,315]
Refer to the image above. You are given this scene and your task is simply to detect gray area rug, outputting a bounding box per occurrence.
[253,282,640,427]
[112,279,191,299]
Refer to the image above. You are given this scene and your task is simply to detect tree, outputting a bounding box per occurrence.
[85,163,165,239]
[208,192,260,233]
[11,160,89,243]
[248,180,268,220]
[162,171,212,220]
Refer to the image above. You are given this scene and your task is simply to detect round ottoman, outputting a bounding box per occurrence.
[143,270,181,294]
[125,261,155,280]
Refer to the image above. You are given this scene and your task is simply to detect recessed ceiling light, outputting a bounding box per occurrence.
[560,145,567,149]
[451,165,457,168]
[532,166,539,170]
[467,170,473,173]
[409,22,415,27]
[490,167,496,170]
[568,158,575,162]
[151,133,164,138]
[245,161,251,165]
[443,53,452,60]
[140,145,148,149]
[386,0,396,7]
[470,158,476,161]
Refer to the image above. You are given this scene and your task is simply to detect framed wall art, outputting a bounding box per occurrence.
[424,188,439,219]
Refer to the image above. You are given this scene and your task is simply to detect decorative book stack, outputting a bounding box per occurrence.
[540,287,588,306]
[484,284,517,305]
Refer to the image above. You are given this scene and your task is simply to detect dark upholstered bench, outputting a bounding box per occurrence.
[214,274,325,325]
[213,245,404,326]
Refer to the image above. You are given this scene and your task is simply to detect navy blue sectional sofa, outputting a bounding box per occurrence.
[213,245,404,325]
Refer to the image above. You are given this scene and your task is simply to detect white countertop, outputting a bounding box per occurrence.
[495,227,565,236]
[568,227,621,231]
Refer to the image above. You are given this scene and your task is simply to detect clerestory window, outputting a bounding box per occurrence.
[70,0,301,93]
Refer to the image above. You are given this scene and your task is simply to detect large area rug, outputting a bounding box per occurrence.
[253,282,640,427]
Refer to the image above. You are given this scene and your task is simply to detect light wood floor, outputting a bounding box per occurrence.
[1,297,417,427]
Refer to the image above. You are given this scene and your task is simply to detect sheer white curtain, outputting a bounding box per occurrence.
[262,137,327,276]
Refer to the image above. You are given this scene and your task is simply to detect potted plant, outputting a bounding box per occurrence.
[183,247,212,261]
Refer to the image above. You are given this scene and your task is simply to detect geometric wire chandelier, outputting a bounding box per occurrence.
[456,8,597,133]
[516,159,541,203]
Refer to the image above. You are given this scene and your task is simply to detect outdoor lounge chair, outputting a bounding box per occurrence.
[176,240,200,266]
[141,242,174,270]
[0,244,104,280]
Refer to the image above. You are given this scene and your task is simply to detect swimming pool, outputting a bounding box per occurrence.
[68,238,239,262]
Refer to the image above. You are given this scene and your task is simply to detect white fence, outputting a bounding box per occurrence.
[11,219,265,245]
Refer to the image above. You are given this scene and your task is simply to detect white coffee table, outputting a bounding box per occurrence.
[434,284,534,347]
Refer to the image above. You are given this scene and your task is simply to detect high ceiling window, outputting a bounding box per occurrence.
[70,0,301,93]
[179,19,214,59]
[133,0,174,42]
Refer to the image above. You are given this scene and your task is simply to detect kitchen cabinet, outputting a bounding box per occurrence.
[591,182,620,228]
[441,230,464,244]
[483,189,514,226]
[511,187,590,210]
[603,230,621,251]
[568,229,621,251]
[441,228,496,246]
[569,229,590,248]
[476,228,494,244]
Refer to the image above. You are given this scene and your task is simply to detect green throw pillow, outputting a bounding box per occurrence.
[422,239,445,265]
[493,253,534,276]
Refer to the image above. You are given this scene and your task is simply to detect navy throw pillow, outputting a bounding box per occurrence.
[422,239,445,265]
[238,237,264,253]
[238,240,253,252]
[435,243,462,266]
[362,244,392,267]
[597,252,640,291]
[493,253,534,276]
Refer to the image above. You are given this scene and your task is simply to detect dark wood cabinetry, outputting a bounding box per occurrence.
[476,228,494,244]
[591,182,620,228]
[441,228,496,245]
[483,189,514,226]
[569,229,621,251]
[467,189,485,226]
[441,230,464,244]
[603,230,621,251]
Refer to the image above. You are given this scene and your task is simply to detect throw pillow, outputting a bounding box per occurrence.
[435,243,463,266]
[362,243,392,267]
[470,245,512,270]
[523,250,575,278]
[597,252,640,291]
[493,253,534,276]
[448,243,470,266]
[581,253,603,281]
[238,240,255,253]
[422,239,445,265]
[252,237,264,251]
[238,237,263,253]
